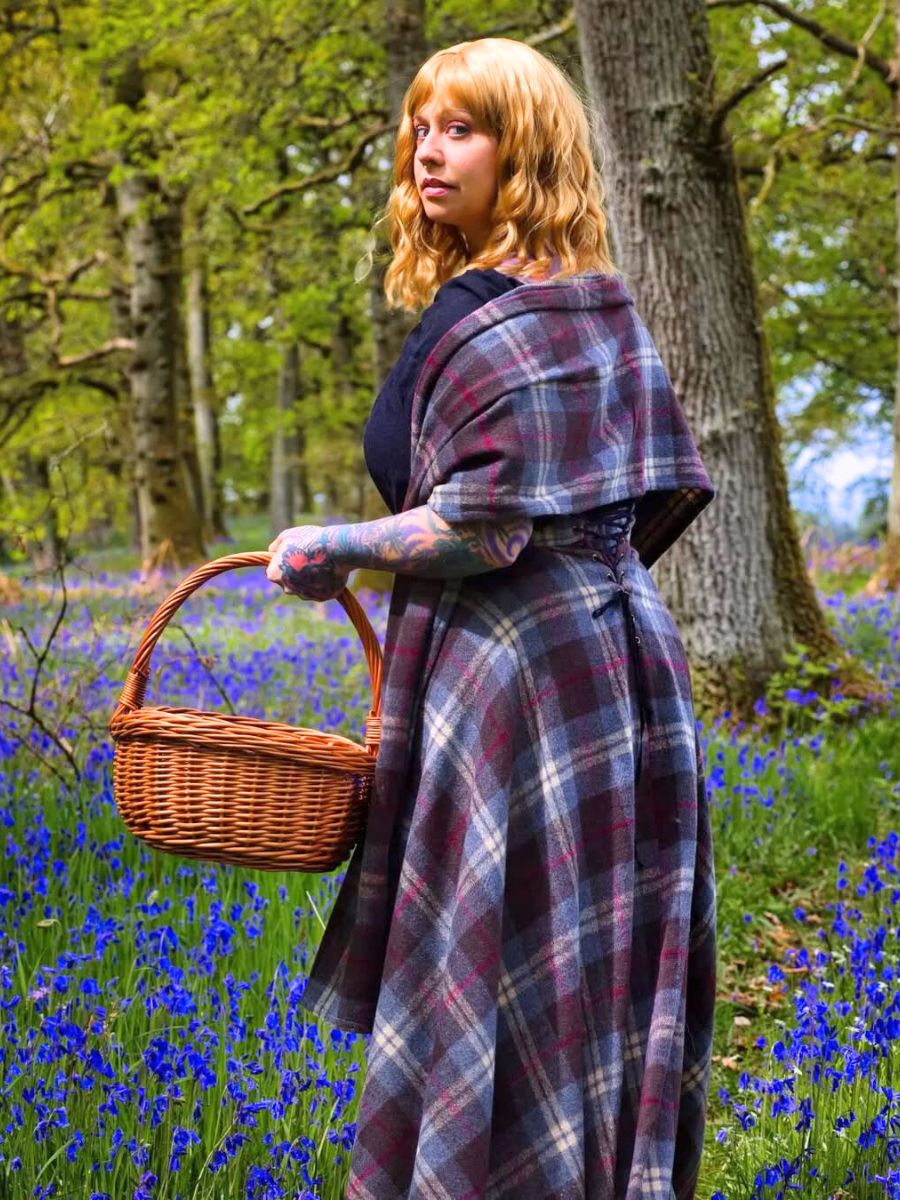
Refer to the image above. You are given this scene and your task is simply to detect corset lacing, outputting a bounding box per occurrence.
[531,498,652,785]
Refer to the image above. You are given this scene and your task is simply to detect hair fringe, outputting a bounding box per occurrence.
[373,37,619,312]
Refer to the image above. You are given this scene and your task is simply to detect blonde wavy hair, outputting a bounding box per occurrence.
[377,37,618,312]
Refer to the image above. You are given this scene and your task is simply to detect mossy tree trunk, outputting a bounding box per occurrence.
[573,0,881,724]
[113,57,205,567]
[882,0,900,589]
[368,0,423,391]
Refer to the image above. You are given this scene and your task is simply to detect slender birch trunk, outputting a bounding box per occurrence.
[270,343,299,537]
[187,259,228,539]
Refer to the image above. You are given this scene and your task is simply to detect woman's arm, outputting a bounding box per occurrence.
[266,506,533,599]
[322,504,533,578]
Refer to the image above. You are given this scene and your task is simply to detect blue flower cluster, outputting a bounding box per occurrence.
[0,571,392,1197]
[711,830,900,1196]
[0,556,898,1196]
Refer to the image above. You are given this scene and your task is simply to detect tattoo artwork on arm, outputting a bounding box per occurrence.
[324,504,533,579]
[265,505,533,598]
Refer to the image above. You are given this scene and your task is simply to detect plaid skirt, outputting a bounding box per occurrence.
[304,501,717,1200]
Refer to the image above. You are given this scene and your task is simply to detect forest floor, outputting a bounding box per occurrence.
[0,533,897,1198]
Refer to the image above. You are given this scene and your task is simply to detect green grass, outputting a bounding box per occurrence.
[1,532,897,1197]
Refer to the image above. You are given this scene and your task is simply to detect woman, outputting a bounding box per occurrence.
[267,36,717,1200]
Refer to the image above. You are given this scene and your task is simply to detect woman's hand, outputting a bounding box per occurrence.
[266,525,351,601]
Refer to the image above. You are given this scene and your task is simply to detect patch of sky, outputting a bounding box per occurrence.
[750,15,788,45]
[783,280,828,298]
[222,394,243,426]
[789,439,891,528]
[778,377,890,527]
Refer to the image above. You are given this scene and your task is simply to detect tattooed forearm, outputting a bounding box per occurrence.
[321,505,533,579]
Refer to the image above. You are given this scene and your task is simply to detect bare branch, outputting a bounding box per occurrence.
[0,561,82,784]
[708,56,789,144]
[0,711,72,787]
[54,337,134,367]
[706,0,894,86]
[243,120,395,216]
[170,623,237,716]
[525,12,576,48]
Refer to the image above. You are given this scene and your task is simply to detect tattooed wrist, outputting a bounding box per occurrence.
[321,505,532,579]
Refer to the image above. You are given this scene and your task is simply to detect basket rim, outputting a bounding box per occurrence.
[110,553,383,762]
[110,703,376,760]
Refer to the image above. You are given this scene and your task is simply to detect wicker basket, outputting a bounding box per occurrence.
[108,552,382,873]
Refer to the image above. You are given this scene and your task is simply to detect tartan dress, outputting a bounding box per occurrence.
[301,272,718,1199]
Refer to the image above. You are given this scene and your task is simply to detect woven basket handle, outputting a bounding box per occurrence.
[111,552,383,756]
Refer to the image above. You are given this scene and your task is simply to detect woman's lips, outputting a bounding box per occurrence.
[422,181,455,196]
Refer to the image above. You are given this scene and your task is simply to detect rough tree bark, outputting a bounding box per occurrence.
[113,56,205,567]
[573,0,882,723]
[368,0,424,389]
[885,0,900,587]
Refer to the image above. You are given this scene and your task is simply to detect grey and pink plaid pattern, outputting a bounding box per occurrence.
[302,273,717,1198]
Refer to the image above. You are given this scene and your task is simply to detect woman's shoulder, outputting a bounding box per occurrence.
[436,266,523,301]
[385,271,518,389]
[420,267,522,332]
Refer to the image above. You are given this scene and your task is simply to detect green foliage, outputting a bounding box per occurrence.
[759,640,862,735]
[0,1,893,559]
[707,1,895,481]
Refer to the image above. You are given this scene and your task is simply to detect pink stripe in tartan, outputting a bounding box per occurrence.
[527,653,631,708]
[442,944,500,1008]
[347,1104,419,1191]
[507,1026,582,1089]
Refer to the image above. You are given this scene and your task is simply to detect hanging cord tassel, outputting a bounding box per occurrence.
[590,568,653,788]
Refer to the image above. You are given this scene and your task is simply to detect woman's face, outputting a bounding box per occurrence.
[412,93,499,256]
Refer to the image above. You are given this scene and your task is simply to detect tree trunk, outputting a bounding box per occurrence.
[30,456,64,571]
[105,231,142,553]
[270,342,299,537]
[113,57,204,567]
[296,412,312,516]
[174,293,206,535]
[187,259,228,539]
[572,0,873,725]
[881,0,900,588]
[368,0,424,389]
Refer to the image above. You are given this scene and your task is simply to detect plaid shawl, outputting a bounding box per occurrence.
[302,273,717,1199]
[409,270,714,566]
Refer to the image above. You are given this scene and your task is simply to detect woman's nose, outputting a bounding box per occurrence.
[416,130,443,164]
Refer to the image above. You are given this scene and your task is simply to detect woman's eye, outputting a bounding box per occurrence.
[413,122,469,138]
